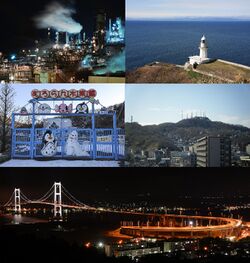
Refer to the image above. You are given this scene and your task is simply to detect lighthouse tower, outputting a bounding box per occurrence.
[188,35,211,66]
[199,35,208,59]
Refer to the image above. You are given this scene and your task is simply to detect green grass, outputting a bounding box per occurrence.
[187,70,202,79]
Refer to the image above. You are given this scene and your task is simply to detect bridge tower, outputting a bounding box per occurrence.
[14,188,21,214]
[54,182,62,218]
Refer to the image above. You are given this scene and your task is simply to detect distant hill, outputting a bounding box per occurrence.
[126,117,250,152]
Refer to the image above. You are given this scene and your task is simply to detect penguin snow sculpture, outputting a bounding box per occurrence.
[65,130,89,157]
[41,130,57,157]
[75,103,89,114]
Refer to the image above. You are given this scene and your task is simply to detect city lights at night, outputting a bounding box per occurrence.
[0,0,125,84]
[1,171,250,263]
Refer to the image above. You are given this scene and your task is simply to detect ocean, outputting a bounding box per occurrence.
[126,21,250,70]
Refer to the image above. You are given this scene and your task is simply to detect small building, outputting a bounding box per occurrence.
[170,151,196,167]
[240,156,250,167]
[105,239,161,259]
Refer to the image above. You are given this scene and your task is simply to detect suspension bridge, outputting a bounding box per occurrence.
[3,182,97,218]
[2,182,244,239]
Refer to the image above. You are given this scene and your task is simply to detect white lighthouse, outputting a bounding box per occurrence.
[188,35,211,66]
[199,35,208,59]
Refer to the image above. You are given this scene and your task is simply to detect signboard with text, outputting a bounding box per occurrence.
[31,89,97,99]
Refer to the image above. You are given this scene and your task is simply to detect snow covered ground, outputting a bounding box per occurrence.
[0,159,120,167]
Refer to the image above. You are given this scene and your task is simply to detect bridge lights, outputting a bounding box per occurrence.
[98,242,104,248]
[189,221,194,227]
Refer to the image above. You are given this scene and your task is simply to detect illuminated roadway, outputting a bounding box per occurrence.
[119,214,243,239]
[25,201,243,239]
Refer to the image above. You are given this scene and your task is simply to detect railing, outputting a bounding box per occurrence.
[12,127,125,160]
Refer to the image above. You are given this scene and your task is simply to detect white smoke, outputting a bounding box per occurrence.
[34,2,82,34]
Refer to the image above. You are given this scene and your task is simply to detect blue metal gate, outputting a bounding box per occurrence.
[12,128,123,160]
[11,94,124,161]
[12,129,32,158]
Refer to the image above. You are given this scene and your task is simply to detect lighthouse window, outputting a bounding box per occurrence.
[202,40,205,43]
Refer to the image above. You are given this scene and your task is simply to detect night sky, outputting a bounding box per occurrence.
[0,168,249,205]
[0,0,125,54]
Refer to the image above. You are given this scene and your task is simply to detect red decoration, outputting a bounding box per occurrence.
[88,89,97,98]
[31,89,40,99]
[31,89,97,99]
[50,89,59,99]
[68,89,78,98]
[40,89,50,99]
[59,89,68,98]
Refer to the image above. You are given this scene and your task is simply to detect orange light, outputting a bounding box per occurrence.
[118,240,123,245]
[85,242,91,248]
[204,246,208,251]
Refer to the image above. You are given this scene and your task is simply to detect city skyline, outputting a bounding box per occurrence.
[125,85,250,128]
[126,0,250,20]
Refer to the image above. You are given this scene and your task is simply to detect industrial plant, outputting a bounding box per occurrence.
[0,12,125,84]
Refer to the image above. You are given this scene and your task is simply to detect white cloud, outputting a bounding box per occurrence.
[127,0,250,19]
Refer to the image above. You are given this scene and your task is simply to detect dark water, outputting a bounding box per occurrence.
[126,21,250,70]
[0,213,121,244]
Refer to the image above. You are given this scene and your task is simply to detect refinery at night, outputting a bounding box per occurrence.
[0,2,125,84]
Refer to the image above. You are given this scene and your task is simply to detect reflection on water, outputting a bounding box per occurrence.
[0,214,48,225]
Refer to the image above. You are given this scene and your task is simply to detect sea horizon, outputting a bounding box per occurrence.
[126,20,250,70]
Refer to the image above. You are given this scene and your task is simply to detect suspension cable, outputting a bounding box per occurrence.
[61,185,93,209]
[61,189,84,207]
[20,192,32,203]
[37,191,54,203]
[3,192,15,207]
[34,185,54,202]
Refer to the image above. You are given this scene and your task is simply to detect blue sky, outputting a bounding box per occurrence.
[125,85,250,128]
[11,84,125,109]
[127,0,250,20]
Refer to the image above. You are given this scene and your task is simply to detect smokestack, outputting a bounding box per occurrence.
[109,19,112,39]
[65,32,69,45]
[55,32,59,45]
[48,27,51,41]
[78,32,81,44]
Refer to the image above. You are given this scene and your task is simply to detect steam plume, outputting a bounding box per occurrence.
[34,2,82,34]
